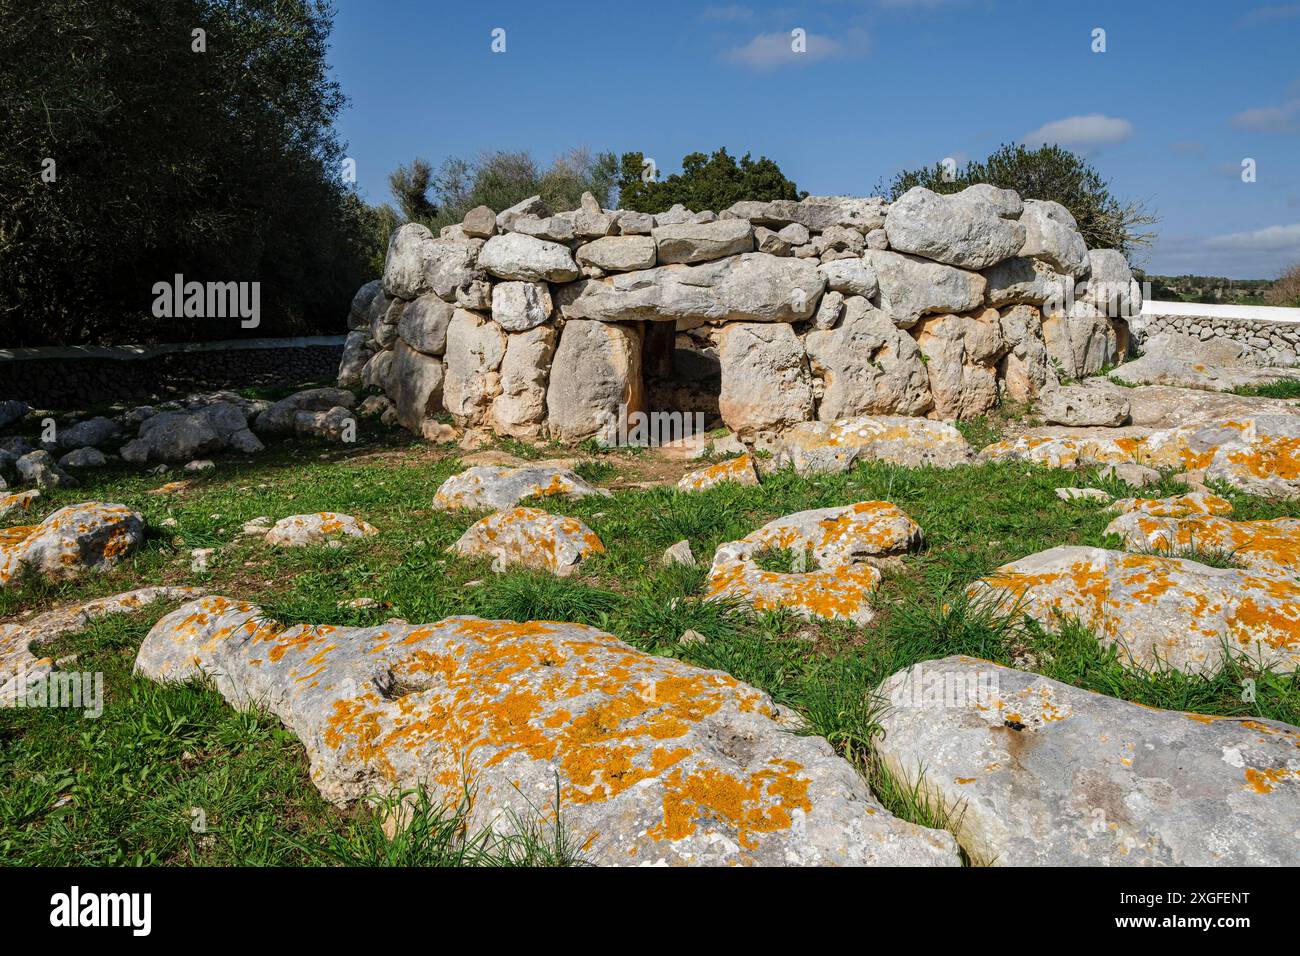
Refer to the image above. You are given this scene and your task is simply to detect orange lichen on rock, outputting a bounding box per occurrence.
[134,596,962,865]
[451,506,604,576]
[677,454,761,492]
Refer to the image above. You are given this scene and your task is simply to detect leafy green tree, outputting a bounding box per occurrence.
[0,0,370,346]
[879,143,1157,255]
[388,159,440,224]
[616,148,804,214]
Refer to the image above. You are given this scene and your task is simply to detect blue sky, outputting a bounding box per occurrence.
[329,0,1300,278]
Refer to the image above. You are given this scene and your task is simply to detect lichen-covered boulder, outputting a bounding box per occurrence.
[451,506,604,576]
[433,465,606,512]
[1142,415,1300,499]
[264,513,378,548]
[0,489,40,520]
[1108,491,1233,518]
[968,546,1300,674]
[134,597,962,865]
[776,416,974,474]
[0,502,144,587]
[677,454,760,492]
[978,434,1143,468]
[705,501,921,625]
[1105,511,1300,578]
[876,656,1300,865]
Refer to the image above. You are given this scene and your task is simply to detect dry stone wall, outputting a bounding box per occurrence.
[341,186,1142,442]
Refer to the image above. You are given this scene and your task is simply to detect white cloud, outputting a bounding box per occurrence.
[1232,99,1300,133]
[1238,4,1300,26]
[1021,114,1134,149]
[1204,223,1300,250]
[721,29,869,70]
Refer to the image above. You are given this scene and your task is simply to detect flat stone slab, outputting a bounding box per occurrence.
[433,465,606,511]
[968,546,1300,674]
[1106,512,1300,578]
[676,454,760,492]
[2,586,202,705]
[451,506,605,576]
[985,415,1300,499]
[264,513,378,548]
[775,416,974,474]
[1109,354,1300,393]
[0,502,144,587]
[1109,491,1233,518]
[134,597,961,866]
[877,655,1300,865]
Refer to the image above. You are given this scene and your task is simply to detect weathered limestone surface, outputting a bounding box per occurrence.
[877,656,1300,865]
[716,323,814,436]
[135,597,962,866]
[968,546,1300,674]
[677,454,760,492]
[1105,511,1300,577]
[545,320,643,442]
[776,416,975,474]
[264,513,378,548]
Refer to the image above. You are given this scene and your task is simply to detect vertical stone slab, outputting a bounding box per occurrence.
[716,322,814,436]
[545,320,644,442]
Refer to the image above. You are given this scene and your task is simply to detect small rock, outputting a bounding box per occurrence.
[183,459,215,473]
[678,629,707,646]
[662,540,696,567]
[1055,487,1112,503]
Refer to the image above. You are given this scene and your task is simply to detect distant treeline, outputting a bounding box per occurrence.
[1137,273,1280,307]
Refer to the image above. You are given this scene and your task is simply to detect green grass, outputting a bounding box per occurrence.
[1229,379,1300,400]
[4,422,1300,866]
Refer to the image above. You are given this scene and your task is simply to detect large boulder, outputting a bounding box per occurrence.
[135,597,961,866]
[716,323,814,436]
[877,656,1300,866]
[724,195,888,233]
[652,220,754,265]
[545,320,643,443]
[865,249,986,327]
[383,223,482,301]
[57,416,122,451]
[968,546,1300,674]
[1079,249,1141,318]
[911,309,1007,420]
[1040,301,1124,380]
[982,256,1071,308]
[347,279,382,330]
[883,186,1026,270]
[380,341,445,433]
[0,502,144,587]
[490,325,556,439]
[478,233,580,283]
[0,400,30,431]
[490,281,552,333]
[337,330,377,389]
[1017,199,1089,276]
[16,451,76,489]
[996,304,1051,404]
[1142,414,1300,499]
[776,416,975,473]
[817,258,877,298]
[804,299,933,418]
[451,507,605,576]
[398,294,455,355]
[495,194,549,232]
[574,235,658,273]
[120,403,264,464]
[557,253,825,325]
[441,309,507,426]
